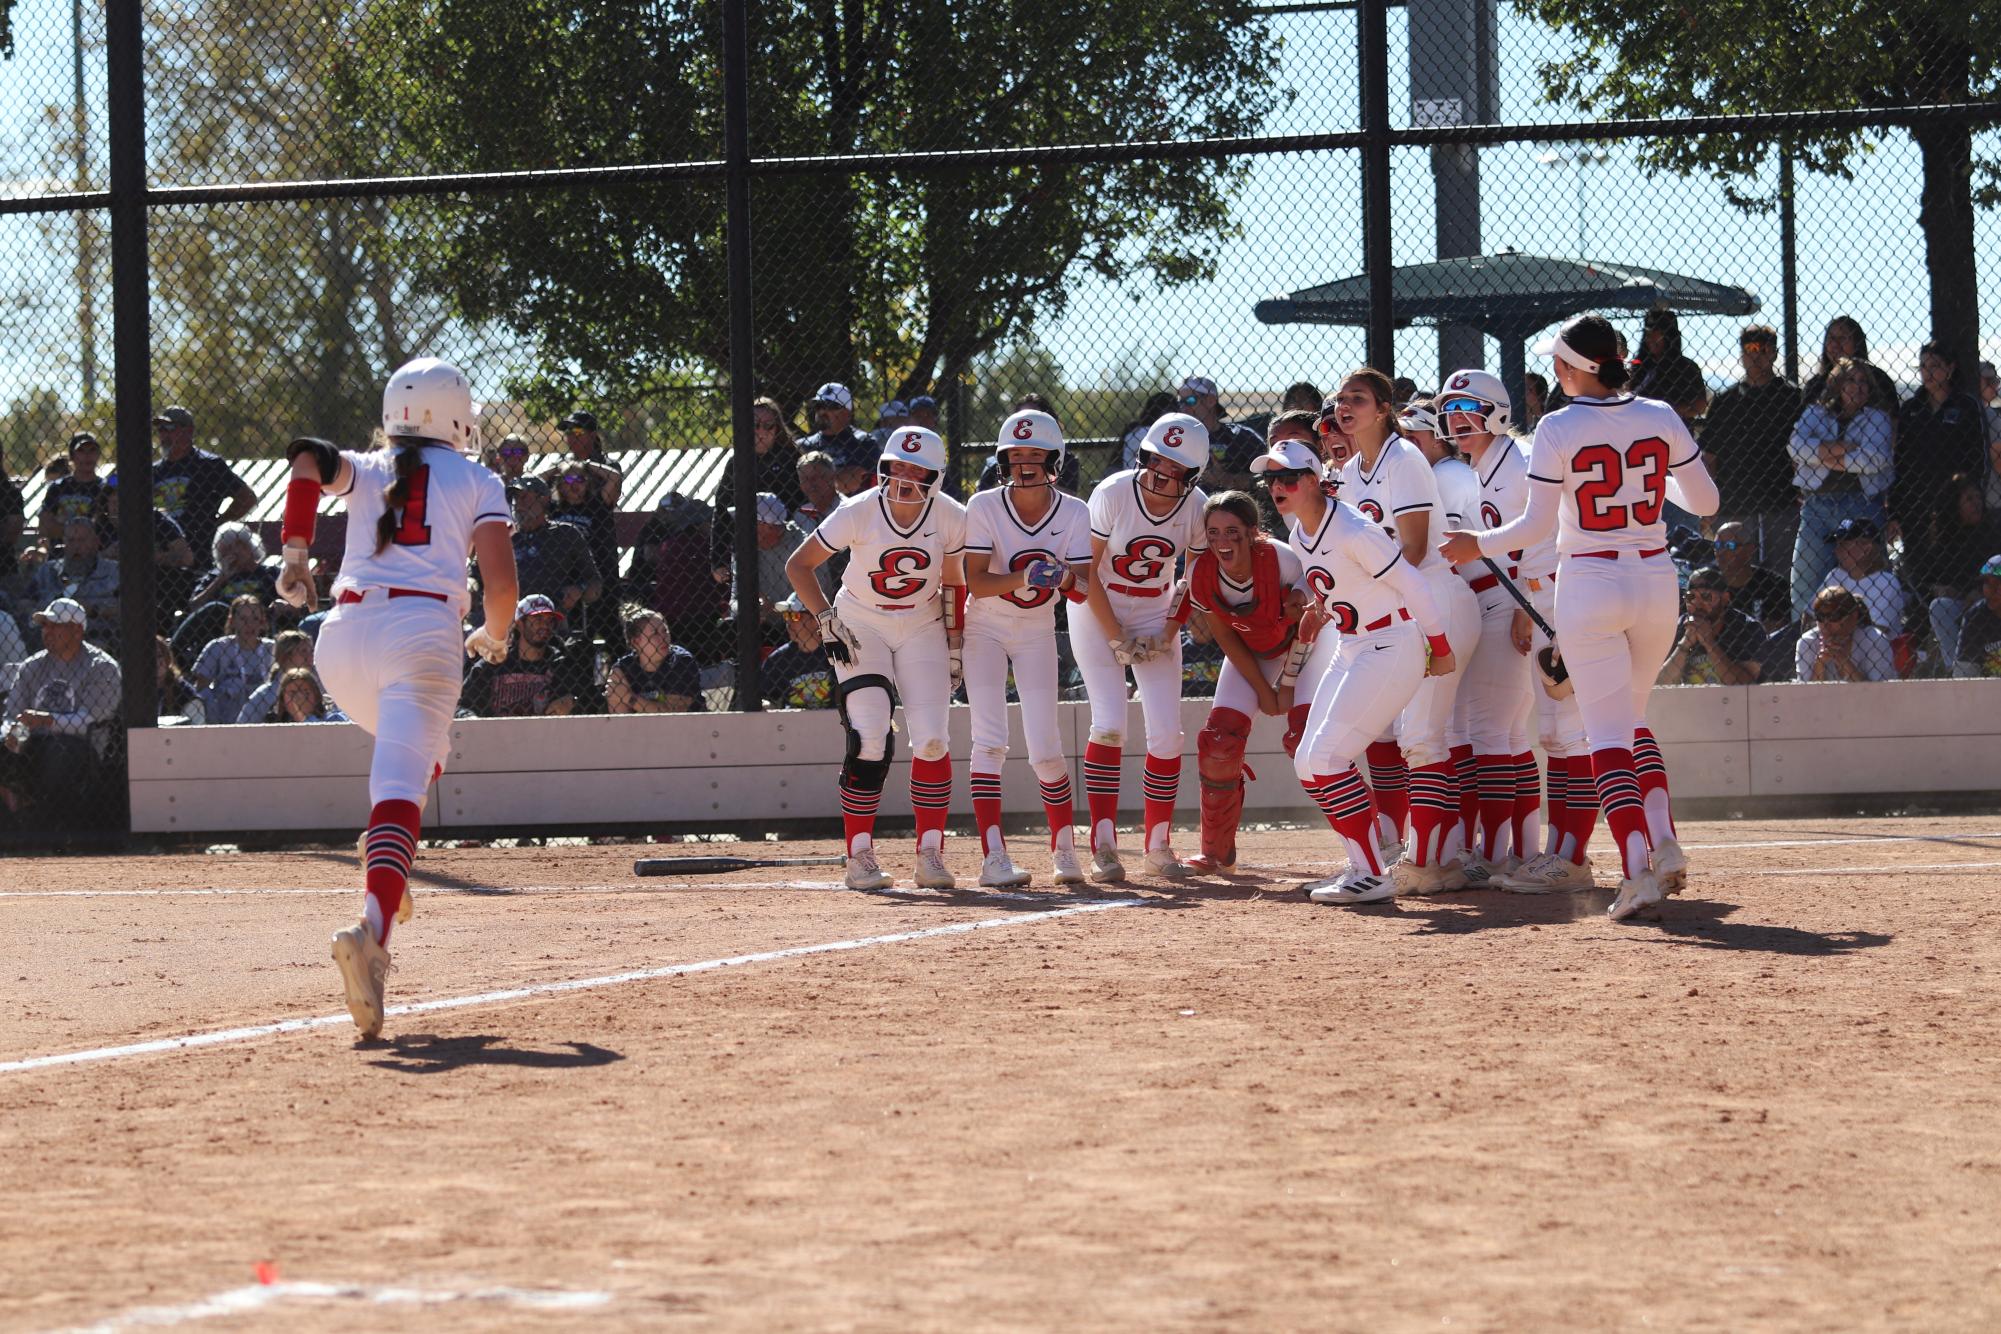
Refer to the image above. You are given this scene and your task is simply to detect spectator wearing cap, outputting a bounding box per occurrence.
[1631,306,1709,424]
[607,609,704,713]
[550,460,624,649]
[1390,377,1419,408]
[0,598,121,826]
[1824,517,1906,636]
[1658,567,1766,686]
[794,383,874,497]
[711,395,807,584]
[1908,474,2001,671]
[493,476,600,627]
[905,394,941,433]
[548,409,625,501]
[1704,324,1802,561]
[1177,375,1264,495]
[717,492,807,640]
[870,399,911,449]
[143,405,254,566]
[460,594,590,717]
[22,516,120,651]
[1711,521,1792,631]
[37,433,110,552]
[760,594,835,710]
[1951,556,2001,677]
[1787,356,1894,618]
[1797,584,1897,683]
[1888,340,1986,549]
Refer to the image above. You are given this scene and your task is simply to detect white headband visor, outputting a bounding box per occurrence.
[1532,330,1602,375]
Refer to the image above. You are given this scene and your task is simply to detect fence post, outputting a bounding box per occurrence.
[723,0,762,711]
[1779,142,1799,385]
[1359,0,1394,373]
[107,0,156,741]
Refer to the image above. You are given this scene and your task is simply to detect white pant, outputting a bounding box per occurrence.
[1295,621,1425,782]
[1552,553,1677,754]
[1396,570,1481,767]
[1529,581,1586,757]
[964,609,1065,781]
[1069,592,1185,758]
[315,593,461,806]
[833,593,951,762]
[1452,584,1533,754]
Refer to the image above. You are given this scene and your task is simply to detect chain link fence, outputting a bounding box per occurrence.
[0,0,1995,846]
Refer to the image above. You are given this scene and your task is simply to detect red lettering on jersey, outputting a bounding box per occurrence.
[392,465,433,547]
[1109,535,1174,585]
[1480,501,1502,530]
[1003,549,1057,609]
[1325,601,1360,634]
[1010,417,1036,441]
[1573,436,1671,532]
[869,546,932,600]
[1357,498,1385,526]
[1304,567,1336,601]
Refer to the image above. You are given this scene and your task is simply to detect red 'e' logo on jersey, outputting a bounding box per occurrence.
[1110,535,1174,585]
[869,546,931,600]
[1358,498,1385,525]
[1481,501,1502,529]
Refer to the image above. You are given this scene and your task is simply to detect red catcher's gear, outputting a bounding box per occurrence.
[1197,707,1254,866]
[1187,538,1296,658]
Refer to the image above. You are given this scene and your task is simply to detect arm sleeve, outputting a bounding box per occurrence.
[1666,446,1720,518]
[1087,479,1114,538]
[810,500,854,554]
[1844,409,1895,476]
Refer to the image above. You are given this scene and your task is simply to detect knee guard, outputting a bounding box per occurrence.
[1198,708,1252,788]
[837,673,896,776]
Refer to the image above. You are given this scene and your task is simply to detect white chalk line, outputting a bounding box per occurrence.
[50,1279,611,1332]
[1708,860,2001,877]
[1673,831,2001,852]
[0,881,850,901]
[0,899,1135,1076]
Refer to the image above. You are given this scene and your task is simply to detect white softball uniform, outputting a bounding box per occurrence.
[317,444,511,805]
[810,487,968,759]
[1192,541,1306,718]
[963,488,1092,773]
[1073,470,1209,756]
[1475,394,1720,751]
[1450,441,1538,756]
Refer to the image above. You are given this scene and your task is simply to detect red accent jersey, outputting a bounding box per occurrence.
[332,444,511,615]
[1287,500,1417,634]
[963,487,1092,624]
[810,487,968,614]
[1526,395,1702,554]
[1087,468,1208,596]
[1187,538,1303,657]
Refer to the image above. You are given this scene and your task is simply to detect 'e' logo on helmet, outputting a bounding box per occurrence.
[1011,417,1035,441]
[1161,425,1184,449]
[1449,373,1470,390]
[900,433,924,453]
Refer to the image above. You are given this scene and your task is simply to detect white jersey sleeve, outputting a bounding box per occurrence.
[965,489,1092,622]
[1088,470,1207,596]
[1525,395,1708,555]
[332,445,510,614]
[1342,437,1448,572]
[1467,438,1556,579]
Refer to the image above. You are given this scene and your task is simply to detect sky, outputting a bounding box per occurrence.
[0,0,1994,418]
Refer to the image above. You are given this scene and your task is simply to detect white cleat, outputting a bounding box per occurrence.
[1050,846,1087,885]
[914,847,956,890]
[1305,870,1396,905]
[1500,853,1595,894]
[1141,847,1191,880]
[1608,869,1666,922]
[1089,845,1127,883]
[1650,838,1689,896]
[978,850,1031,888]
[330,921,390,1040]
[1391,855,1456,897]
[845,846,894,891]
[1452,850,1516,888]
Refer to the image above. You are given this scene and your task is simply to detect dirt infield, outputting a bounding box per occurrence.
[4,815,2000,1331]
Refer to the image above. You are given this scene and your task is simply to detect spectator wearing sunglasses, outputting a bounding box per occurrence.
[1710,521,1792,631]
[551,463,623,648]
[1796,584,1896,683]
[1658,567,1765,686]
[1176,375,1264,495]
[490,433,532,482]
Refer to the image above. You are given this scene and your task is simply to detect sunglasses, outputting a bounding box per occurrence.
[1180,395,1201,406]
[1715,539,1744,551]
[561,473,585,484]
[1258,467,1315,486]
[1437,397,1485,415]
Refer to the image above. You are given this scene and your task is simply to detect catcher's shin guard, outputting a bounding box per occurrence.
[1196,707,1253,866]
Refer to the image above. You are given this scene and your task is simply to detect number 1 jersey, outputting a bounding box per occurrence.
[333,444,512,613]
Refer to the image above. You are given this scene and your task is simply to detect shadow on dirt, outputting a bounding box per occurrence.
[364,1034,626,1073]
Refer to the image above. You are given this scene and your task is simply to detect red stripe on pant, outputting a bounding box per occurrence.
[1406,761,1458,866]
[970,768,1004,856]
[909,755,952,846]
[1365,740,1409,843]
[1590,746,1651,879]
[1083,741,1122,850]
[363,799,422,945]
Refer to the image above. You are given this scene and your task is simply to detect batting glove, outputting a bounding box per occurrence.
[818,607,860,664]
[275,543,316,610]
[465,624,509,665]
[1023,558,1066,590]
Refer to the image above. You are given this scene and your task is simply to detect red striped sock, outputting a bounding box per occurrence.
[1406,760,1458,866]
[1510,751,1540,859]
[1632,726,1676,843]
[1561,754,1599,864]
[970,765,1004,856]
[1474,753,1514,860]
[1590,746,1651,880]
[841,769,883,856]
[1083,741,1122,851]
[1038,773,1075,850]
[909,755,952,850]
[1365,741,1409,844]
[1451,744,1478,852]
[362,799,421,946]
[1542,754,1569,857]
[1141,752,1181,853]
[1308,767,1381,874]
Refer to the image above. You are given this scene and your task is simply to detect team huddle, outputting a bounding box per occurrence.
[292,311,1718,1039]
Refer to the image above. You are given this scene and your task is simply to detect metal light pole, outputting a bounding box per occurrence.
[74,0,98,407]
[1535,143,1609,258]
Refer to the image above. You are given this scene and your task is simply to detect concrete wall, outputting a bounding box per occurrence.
[127,681,1999,837]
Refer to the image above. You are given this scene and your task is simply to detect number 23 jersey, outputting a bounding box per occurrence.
[333,444,512,613]
[1527,394,1702,555]
[810,487,968,615]
[1087,468,1208,596]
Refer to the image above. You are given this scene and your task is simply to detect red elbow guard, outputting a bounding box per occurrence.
[281,476,322,547]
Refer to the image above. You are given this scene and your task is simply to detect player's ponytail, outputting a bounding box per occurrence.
[1562,316,1630,390]
[374,442,425,555]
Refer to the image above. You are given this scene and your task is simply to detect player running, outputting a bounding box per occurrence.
[1181,490,1306,872]
[1442,314,1720,920]
[1073,413,1209,881]
[961,410,1093,887]
[275,357,518,1040]
[785,426,968,892]
[1254,436,1455,904]
[1330,370,1482,892]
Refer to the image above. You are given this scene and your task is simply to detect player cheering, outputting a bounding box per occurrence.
[1331,370,1482,892]
[275,357,518,1040]
[1441,314,1719,921]
[1253,436,1455,903]
[961,410,1093,887]
[1181,490,1306,872]
[785,426,968,892]
[1073,413,1209,880]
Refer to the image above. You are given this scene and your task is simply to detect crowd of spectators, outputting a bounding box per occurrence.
[3,313,2000,829]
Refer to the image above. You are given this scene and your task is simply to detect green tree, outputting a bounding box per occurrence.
[340,0,1285,420]
[1516,0,1996,389]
